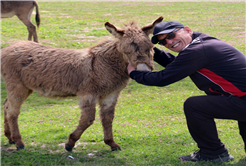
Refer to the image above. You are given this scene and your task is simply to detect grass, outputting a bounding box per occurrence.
[1,1,245,166]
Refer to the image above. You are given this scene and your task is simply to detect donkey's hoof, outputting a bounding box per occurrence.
[9,141,15,144]
[17,145,25,150]
[65,145,73,152]
[112,147,121,151]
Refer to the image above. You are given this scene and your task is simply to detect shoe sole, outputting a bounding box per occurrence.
[179,155,234,163]
[211,155,234,162]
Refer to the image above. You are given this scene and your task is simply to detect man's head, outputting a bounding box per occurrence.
[151,21,193,52]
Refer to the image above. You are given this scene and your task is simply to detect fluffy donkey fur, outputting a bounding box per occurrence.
[1,16,163,151]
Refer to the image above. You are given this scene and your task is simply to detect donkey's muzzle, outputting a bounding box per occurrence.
[136,64,152,72]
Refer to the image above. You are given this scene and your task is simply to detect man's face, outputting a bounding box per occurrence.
[157,26,193,52]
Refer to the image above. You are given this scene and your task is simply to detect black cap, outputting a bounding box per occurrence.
[151,21,184,44]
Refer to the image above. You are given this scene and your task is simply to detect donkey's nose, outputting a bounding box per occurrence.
[136,64,151,72]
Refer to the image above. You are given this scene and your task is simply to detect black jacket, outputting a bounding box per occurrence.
[130,32,246,97]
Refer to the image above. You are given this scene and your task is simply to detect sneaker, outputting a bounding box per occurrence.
[178,150,234,162]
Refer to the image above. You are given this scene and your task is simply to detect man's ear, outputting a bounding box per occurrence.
[183,26,193,36]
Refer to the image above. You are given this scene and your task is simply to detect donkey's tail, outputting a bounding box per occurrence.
[0,46,4,73]
[33,1,40,28]
[0,46,8,74]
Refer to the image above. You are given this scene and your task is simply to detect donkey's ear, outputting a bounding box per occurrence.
[105,22,125,39]
[142,16,163,36]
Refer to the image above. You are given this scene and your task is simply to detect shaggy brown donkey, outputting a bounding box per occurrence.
[1,1,40,42]
[1,16,163,152]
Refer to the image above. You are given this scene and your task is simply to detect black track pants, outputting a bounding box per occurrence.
[183,95,246,155]
[238,121,246,152]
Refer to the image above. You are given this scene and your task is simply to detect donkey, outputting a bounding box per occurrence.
[1,16,163,152]
[1,1,40,43]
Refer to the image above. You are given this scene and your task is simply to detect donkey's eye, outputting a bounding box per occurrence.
[137,56,146,61]
[145,50,150,57]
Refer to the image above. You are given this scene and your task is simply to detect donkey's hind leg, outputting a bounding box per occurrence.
[3,99,15,144]
[99,92,121,151]
[16,7,38,43]
[4,83,32,150]
[65,95,97,152]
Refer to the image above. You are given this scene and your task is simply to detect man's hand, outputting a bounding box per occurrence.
[127,63,136,75]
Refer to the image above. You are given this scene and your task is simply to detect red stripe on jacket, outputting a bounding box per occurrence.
[198,68,246,97]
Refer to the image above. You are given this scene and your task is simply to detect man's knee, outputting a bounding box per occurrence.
[183,96,197,112]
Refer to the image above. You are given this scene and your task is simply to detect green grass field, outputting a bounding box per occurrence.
[1,1,245,166]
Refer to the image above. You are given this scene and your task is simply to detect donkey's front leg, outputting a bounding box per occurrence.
[99,92,121,151]
[65,95,97,152]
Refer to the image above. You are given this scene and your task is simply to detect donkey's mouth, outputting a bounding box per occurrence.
[136,64,152,72]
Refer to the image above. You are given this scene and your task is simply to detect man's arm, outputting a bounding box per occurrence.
[128,46,208,87]
[153,47,176,67]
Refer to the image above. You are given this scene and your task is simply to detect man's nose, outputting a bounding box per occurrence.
[166,38,173,45]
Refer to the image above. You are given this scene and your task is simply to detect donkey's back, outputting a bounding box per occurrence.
[1,41,92,97]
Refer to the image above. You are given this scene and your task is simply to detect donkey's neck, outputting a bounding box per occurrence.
[90,40,127,64]
[89,39,128,76]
